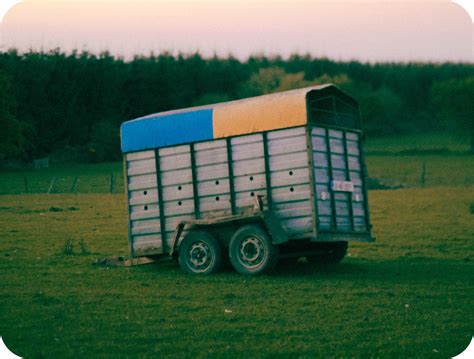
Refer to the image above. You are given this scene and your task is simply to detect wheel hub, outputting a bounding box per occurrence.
[239,236,264,267]
[189,242,211,268]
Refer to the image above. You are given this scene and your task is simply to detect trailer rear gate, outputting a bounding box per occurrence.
[312,127,368,233]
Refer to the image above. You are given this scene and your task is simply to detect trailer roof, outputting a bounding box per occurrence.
[121,84,338,153]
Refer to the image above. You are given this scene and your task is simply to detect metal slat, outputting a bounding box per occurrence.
[126,150,155,162]
[342,131,355,232]
[190,143,201,219]
[324,128,338,231]
[262,132,273,210]
[132,234,163,254]
[124,156,135,258]
[357,131,371,232]
[154,149,168,253]
[226,138,237,215]
[266,127,315,236]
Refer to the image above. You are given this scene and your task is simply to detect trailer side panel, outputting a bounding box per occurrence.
[125,150,164,256]
[125,126,316,256]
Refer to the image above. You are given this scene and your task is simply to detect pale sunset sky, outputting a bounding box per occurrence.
[0,0,472,62]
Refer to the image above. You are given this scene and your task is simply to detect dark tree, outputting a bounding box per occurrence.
[0,71,29,160]
[432,77,474,153]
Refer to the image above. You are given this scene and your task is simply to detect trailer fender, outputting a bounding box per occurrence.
[260,210,289,245]
[169,210,290,257]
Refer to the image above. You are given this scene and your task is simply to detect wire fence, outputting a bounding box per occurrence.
[0,156,472,195]
[0,172,125,195]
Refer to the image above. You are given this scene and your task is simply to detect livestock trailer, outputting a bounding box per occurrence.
[120,84,373,275]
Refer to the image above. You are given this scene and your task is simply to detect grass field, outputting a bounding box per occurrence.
[1,186,473,358]
[0,162,125,195]
[364,132,470,154]
[1,133,473,357]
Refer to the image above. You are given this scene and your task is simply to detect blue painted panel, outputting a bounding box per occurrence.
[121,109,214,153]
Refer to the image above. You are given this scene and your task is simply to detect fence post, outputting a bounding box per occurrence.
[70,176,78,193]
[110,173,115,193]
[420,161,426,188]
[47,177,57,194]
[24,176,29,193]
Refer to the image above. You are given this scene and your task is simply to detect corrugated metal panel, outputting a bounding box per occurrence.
[130,203,160,221]
[231,134,267,211]
[129,189,158,206]
[128,174,157,191]
[272,184,311,204]
[127,158,156,176]
[132,234,163,256]
[312,127,368,234]
[126,150,155,161]
[194,139,232,215]
[125,123,372,258]
[267,127,313,236]
[126,151,162,255]
[161,184,193,201]
[131,218,161,235]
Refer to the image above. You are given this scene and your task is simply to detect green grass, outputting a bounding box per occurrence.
[0,162,124,195]
[366,155,474,188]
[1,187,473,358]
[364,132,470,154]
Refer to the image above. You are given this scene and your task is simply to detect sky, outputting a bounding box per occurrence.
[0,0,472,63]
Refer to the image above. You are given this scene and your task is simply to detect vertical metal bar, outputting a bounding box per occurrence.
[305,125,318,239]
[262,132,273,210]
[357,132,371,232]
[305,95,318,239]
[325,128,338,231]
[189,143,201,219]
[155,149,168,253]
[342,131,355,232]
[226,138,237,215]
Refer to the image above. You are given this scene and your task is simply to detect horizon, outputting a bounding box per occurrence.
[1,47,472,65]
[1,1,472,63]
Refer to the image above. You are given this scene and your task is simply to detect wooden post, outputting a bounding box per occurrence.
[47,177,57,194]
[420,161,426,188]
[110,173,115,193]
[70,176,78,193]
[24,176,29,193]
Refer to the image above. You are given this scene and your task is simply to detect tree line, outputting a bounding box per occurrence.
[0,49,473,162]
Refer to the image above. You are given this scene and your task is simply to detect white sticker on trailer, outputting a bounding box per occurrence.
[331,180,354,192]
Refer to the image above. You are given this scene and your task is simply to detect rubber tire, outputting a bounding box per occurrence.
[229,224,279,275]
[178,230,223,275]
[307,241,348,264]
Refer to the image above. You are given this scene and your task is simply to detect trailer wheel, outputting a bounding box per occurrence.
[178,230,223,275]
[229,224,279,275]
[307,241,348,264]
